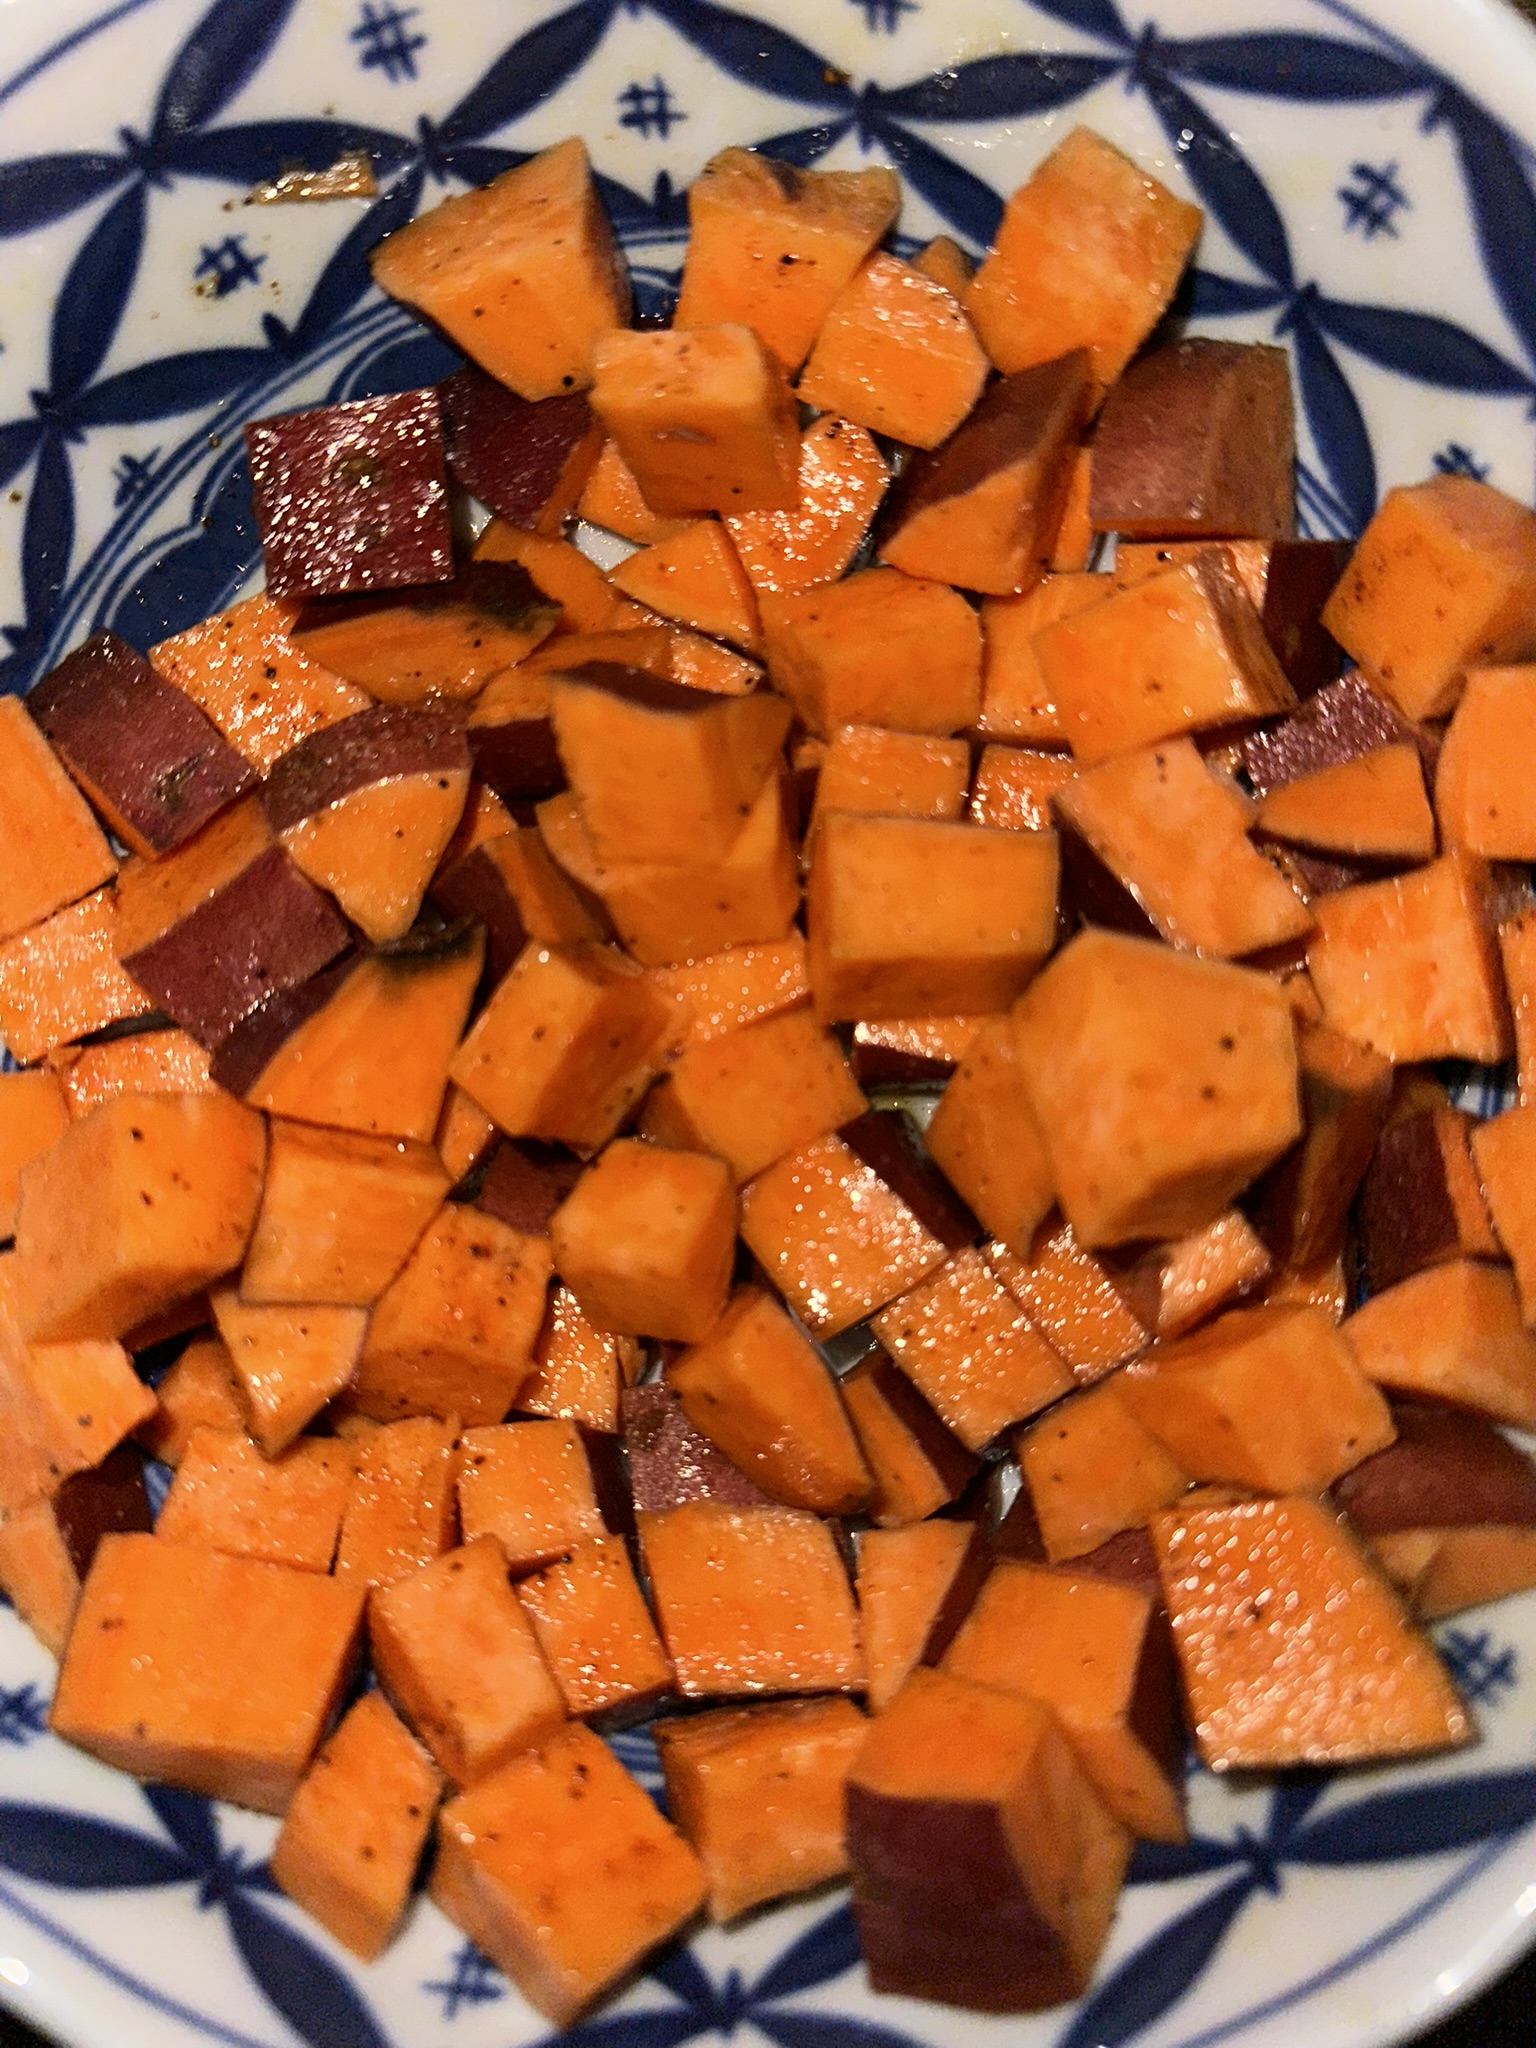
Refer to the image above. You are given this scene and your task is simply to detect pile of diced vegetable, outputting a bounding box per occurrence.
[5,122,1536,2024]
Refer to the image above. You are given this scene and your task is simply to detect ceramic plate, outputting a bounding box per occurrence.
[4,1,1536,2045]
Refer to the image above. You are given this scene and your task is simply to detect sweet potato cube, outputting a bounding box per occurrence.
[549,668,789,865]
[1012,929,1301,1246]
[656,1698,866,1920]
[1342,1260,1536,1429]
[1472,1107,1536,1323]
[1114,1209,1273,1340]
[1359,1105,1498,1295]
[1308,851,1510,1063]
[800,252,989,449]
[848,1013,987,1089]
[607,520,761,653]
[760,565,980,735]
[970,748,1076,835]
[592,324,800,517]
[724,413,888,598]
[841,1351,980,1526]
[517,1284,635,1433]
[0,696,117,943]
[55,1029,217,1121]
[1017,1378,1187,1562]
[433,826,604,983]
[0,886,153,1062]
[675,149,899,372]
[872,1249,1073,1452]
[638,1501,863,1696]
[1335,1399,1536,1535]
[945,1561,1185,1842]
[0,1070,69,1238]
[965,127,1201,389]
[242,1120,448,1309]
[0,1259,151,1514]
[1248,1022,1391,1273]
[246,389,453,601]
[740,1130,956,1338]
[371,1537,565,1787]
[1502,910,1536,1107]
[155,1425,355,1571]
[911,234,974,298]
[858,1520,990,1712]
[350,1203,551,1424]
[370,139,629,400]
[647,936,809,1050]
[987,1221,1149,1380]
[809,814,1058,1023]
[1056,738,1311,958]
[450,941,671,1151]
[1257,745,1435,860]
[432,1724,706,2026]
[52,1533,364,1812]
[550,1139,735,1344]
[1037,557,1296,765]
[135,1333,242,1466]
[578,438,692,544]
[1435,663,1536,856]
[647,1005,865,1184]
[1322,475,1536,720]
[270,1689,439,1963]
[14,1092,265,1342]
[460,664,563,806]
[435,1082,499,1185]
[334,1414,458,1591]
[208,1291,367,1455]
[28,631,255,858]
[516,1535,672,1718]
[219,923,483,1144]
[0,1446,151,1657]
[1120,1303,1393,1493]
[1089,339,1295,540]
[810,724,969,831]
[976,573,1111,745]
[665,1286,871,1514]
[846,1665,1131,2012]
[880,354,1091,596]
[1153,1497,1471,1770]
[439,366,600,533]
[1121,536,1352,700]
[474,518,628,629]
[456,1420,605,1572]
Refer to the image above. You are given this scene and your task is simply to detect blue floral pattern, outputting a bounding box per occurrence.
[3,2,1536,2046]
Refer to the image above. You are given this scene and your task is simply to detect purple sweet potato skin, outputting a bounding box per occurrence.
[1258,541,1351,699]
[1358,1110,1476,1295]
[262,704,470,833]
[123,843,352,1048]
[245,388,454,599]
[475,1140,583,1236]
[884,353,1091,529]
[208,952,357,1097]
[1334,1402,1536,1535]
[52,1445,152,1580]
[621,1383,773,1512]
[1241,672,1439,795]
[429,844,529,984]
[839,1111,978,1253]
[440,366,599,529]
[27,632,256,854]
[849,1026,963,1092]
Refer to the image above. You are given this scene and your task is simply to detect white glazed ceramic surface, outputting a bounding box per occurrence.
[2,4,1536,2048]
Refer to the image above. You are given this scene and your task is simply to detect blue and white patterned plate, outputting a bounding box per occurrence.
[4,2,1536,2045]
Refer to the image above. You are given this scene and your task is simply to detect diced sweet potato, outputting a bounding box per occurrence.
[656,1698,866,1919]
[965,127,1201,388]
[1322,475,1536,720]
[1335,1399,1536,1540]
[810,724,970,831]
[1089,340,1295,540]
[156,1425,355,1571]
[1012,928,1301,1246]
[639,1500,863,1696]
[550,1139,735,1344]
[976,573,1111,745]
[437,825,606,980]
[761,565,980,735]
[473,1140,583,1239]
[52,1533,363,1811]
[350,1202,551,1424]
[290,565,558,706]
[14,1092,264,1342]
[1120,1302,1393,1492]
[842,1350,980,1527]
[54,1029,217,1121]
[675,149,899,372]
[1256,745,1435,860]
[0,1445,151,1655]
[460,665,564,806]
[0,696,117,943]
[457,1419,605,1572]
[724,413,888,598]
[432,1724,706,2026]
[970,744,1076,829]
[987,1224,1149,1381]
[809,813,1058,1022]
[1152,1497,1471,1769]
[1119,537,1351,703]
[912,234,974,298]
[516,1533,672,1718]
[880,355,1091,597]
[945,1560,1185,1842]
[577,438,693,544]
[1242,667,1440,800]
[435,1082,499,1185]
[1342,1260,1536,1428]
[845,1665,1131,2012]
[0,1070,69,1238]
[1472,1107,1536,1323]
[207,1291,367,1454]
[516,1284,635,1433]
[1248,1022,1391,1273]
[371,1536,566,1786]
[800,252,989,449]
[333,1414,459,1591]
[1434,663,1536,856]
[849,1013,988,1089]
[647,936,809,1049]
[1308,850,1510,1062]
[371,139,629,400]
[665,1286,871,1514]
[1111,1209,1272,1341]
[439,366,601,533]
[858,1520,989,1712]
[1502,910,1536,1107]
[607,520,760,653]
[270,1689,439,1963]
[1017,1378,1186,1562]
[0,885,154,1062]
[1359,1105,1498,1294]
[135,1333,242,1466]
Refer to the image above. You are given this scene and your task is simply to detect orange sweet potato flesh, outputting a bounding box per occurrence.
[1017,1378,1187,1562]
[270,1689,440,1963]
[608,521,761,653]
[517,1535,673,1717]
[55,1029,217,1120]
[155,1425,356,1571]
[841,1352,980,1527]
[977,573,1111,744]
[551,1138,736,1345]
[432,1723,706,2027]
[518,1284,639,1433]
[474,520,625,631]
[1258,744,1435,860]
[0,886,154,1063]
[675,149,900,373]
[1434,663,1536,856]
[810,725,969,829]
[0,1071,69,1237]
[456,1419,605,1572]
[655,1697,867,1920]
[135,1333,243,1466]
[1151,1497,1471,1770]
[638,1500,864,1695]
[858,1520,990,1712]
[1249,1021,1392,1273]
[209,1292,368,1456]
[725,414,889,598]
[987,1221,1148,1380]
[577,439,693,545]
[761,565,980,736]
[0,697,117,943]
[799,252,990,450]
[1342,1259,1536,1428]
[279,767,471,946]
[52,1532,364,1812]
[334,1414,459,1591]
[371,139,629,400]
[1472,1106,1536,1324]
[646,936,809,1049]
